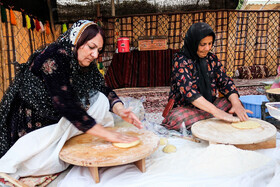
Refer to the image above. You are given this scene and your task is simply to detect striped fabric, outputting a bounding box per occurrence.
[161,98,232,131]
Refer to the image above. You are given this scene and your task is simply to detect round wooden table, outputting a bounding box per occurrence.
[59,127,159,183]
[191,118,277,150]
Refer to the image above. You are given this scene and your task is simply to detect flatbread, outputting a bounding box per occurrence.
[231,121,261,129]
[112,140,140,148]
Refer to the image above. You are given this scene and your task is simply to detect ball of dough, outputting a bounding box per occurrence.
[159,137,168,146]
[162,144,177,153]
[113,140,140,148]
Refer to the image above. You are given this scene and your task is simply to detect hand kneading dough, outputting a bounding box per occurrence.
[162,144,177,153]
[159,137,168,146]
[231,120,261,129]
[113,140,140,148]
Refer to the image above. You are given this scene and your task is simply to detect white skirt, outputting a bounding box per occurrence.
[0,92,114,179]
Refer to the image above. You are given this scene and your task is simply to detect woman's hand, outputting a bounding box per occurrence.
[212,109,240,123]
[118,107,142,128]
[113,103,142,129]
[86,124,139,143]
[228,102,253,121]
[228,94,253,121]
[192,96,240,123]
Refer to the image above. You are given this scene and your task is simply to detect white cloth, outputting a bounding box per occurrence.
[0,92,114,179]
[58,133,280,187]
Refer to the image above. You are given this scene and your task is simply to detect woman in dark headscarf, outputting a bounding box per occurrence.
[162,22,252,131]
[0,20,141,178]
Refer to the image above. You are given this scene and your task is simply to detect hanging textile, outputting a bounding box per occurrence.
[26,15,31,29]
[1,5,7,23]
[45,21,50,35]
[9,8,16,25]
[35,19,40,31]
[62,23,67,33]
[21,11,26,27]
[39,21,45,32]
[30,17,35,30]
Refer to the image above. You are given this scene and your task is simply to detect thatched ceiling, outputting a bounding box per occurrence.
[56,0,239,23]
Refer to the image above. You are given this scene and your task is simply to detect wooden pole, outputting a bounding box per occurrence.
[0,10,6,96]
[47,0,55,41]
[111,0,115,17]
[96,2,101,17]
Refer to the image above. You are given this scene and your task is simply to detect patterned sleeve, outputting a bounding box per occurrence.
[31,45,96,132]
[213,55,239,98]
[100,85,123,111]
[173,55,202,103]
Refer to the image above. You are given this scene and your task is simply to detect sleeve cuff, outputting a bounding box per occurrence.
[225,90,239,99]
[186,93,203,103]
[110,99,124,112]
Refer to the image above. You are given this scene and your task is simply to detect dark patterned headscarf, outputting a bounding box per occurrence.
[181,22,215,102]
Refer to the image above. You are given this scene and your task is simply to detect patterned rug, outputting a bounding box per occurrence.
[115,85,267,114]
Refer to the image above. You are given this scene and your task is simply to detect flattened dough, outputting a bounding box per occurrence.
[112,139,140,148]
[231,120,261,129]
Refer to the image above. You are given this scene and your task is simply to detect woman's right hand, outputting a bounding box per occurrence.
[86,124,139,143]
[212,109,240,123]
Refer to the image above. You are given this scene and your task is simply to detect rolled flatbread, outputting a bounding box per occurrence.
[231,120,261,129]
[112,140,140,148]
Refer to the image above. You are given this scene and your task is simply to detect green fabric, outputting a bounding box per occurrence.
[1,5,7,23]
[99,62,104,69]
[236,0,244,10]
[62,23,67,33]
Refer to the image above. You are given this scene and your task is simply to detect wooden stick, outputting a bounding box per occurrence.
[172,134,201,143]
[0,172,29,187]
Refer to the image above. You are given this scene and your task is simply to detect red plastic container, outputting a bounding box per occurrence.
[117,37,130,53]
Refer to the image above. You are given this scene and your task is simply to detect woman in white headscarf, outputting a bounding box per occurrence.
[0,20,141,178]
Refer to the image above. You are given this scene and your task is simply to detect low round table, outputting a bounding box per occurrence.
[191,118,277,150]
[59,127,159,183]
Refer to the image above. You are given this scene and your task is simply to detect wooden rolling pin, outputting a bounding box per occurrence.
[171,134,201,143]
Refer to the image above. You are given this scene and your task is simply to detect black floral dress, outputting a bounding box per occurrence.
[0,43,121,157]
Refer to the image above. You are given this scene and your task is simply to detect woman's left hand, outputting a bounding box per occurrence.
[228,102,253,121]
[228,93,253,121]
[113,102,142,129]
[118,107,142,129]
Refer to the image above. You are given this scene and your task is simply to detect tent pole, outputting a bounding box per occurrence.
[111,0,115,17]
[47,0,55,41]
[0,10,6,95]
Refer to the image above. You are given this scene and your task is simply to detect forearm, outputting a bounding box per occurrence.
[112,102,124,116]
[191,96,219,115]
[228,93,242,106]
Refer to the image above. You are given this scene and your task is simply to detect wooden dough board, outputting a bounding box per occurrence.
[59,127,159,183]
[191,118,277,150]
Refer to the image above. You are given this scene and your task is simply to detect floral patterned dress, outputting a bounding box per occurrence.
[169,52,238,107]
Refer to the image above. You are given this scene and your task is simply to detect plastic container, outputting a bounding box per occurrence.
[239,95,268,118]
[117,37,130,53]
[265,102,280,120]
